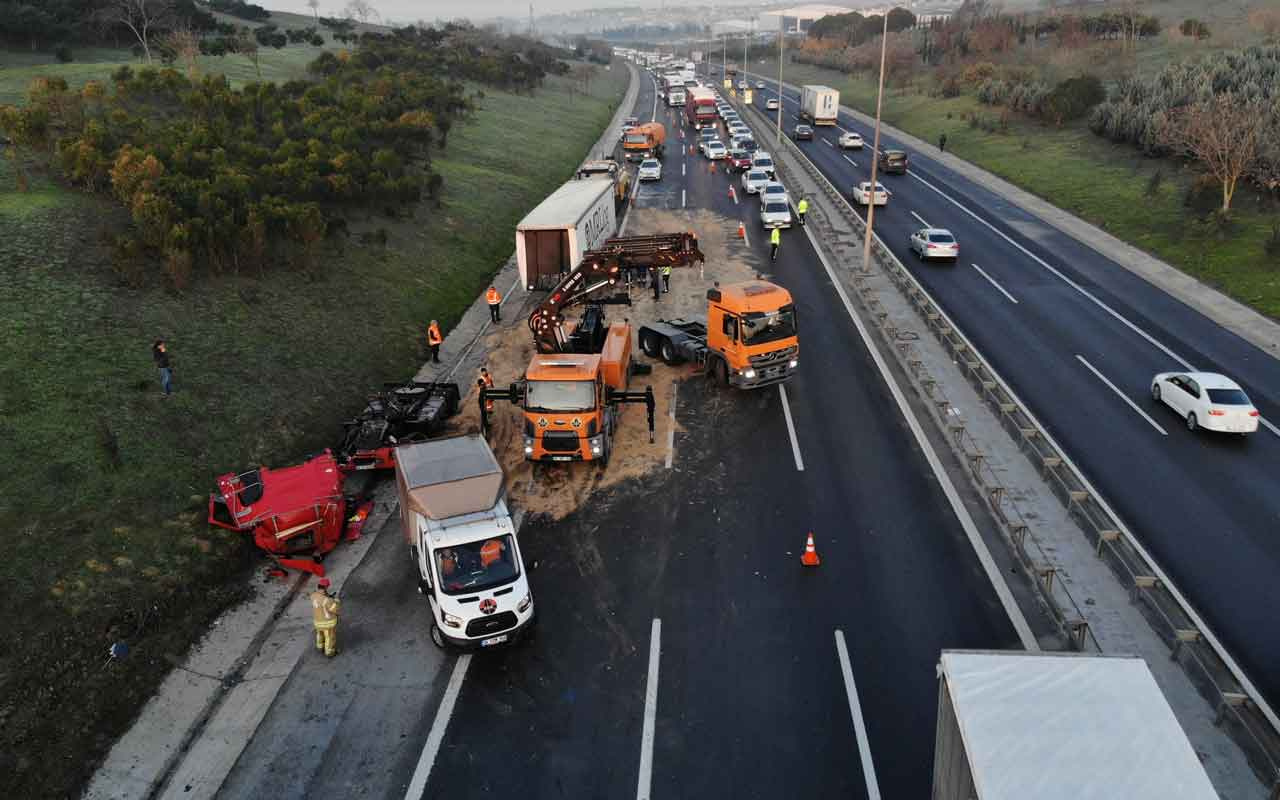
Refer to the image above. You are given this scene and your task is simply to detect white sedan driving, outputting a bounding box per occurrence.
[838,131,864,149]
[851,181,888,206]
[741,168,770,194]
[1151,372,1260,434]
[909,228,959,261]
[638,158,662,181]
[766,98,780,110]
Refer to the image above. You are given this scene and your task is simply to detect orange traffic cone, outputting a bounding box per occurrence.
[728,186,736,201]
[801,532,821,567]
[689,144,695,156]
[709,161,717,174]
[737,222,746,239]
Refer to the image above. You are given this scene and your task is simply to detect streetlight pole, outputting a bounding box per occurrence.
[861,11,890,274]
[775,15,784,145]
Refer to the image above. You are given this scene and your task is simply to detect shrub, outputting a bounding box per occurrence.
[940,75,962,98]
[1180,18,1211,40]
[1145,168,1164,197]
[1043,74,1105,126]
[1183,176,1221,215]
[1265,222,1280,264]
[54,45,73,63]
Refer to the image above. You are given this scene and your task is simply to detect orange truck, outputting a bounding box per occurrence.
[482,233,705,464]
[637,281,799,388]
[621,121,666,162]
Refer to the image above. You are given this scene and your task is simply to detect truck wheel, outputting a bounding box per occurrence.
[430,621,446,649]
[714,358,729,387]
[641,334,659,358]
[660,339,678,365]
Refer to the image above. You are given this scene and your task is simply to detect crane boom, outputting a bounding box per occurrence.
[528,232,705,354]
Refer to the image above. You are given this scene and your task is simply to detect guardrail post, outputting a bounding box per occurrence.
[1038,566,1057,595]
[1067,619,1090,651]
[1095,529,1121,557]
[1130,574,1159,603]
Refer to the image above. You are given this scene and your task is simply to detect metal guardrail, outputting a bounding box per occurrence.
[732,94,1280,792]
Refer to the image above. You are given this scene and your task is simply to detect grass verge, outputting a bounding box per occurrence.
[0,60,627,798]
[742,57,1280,318]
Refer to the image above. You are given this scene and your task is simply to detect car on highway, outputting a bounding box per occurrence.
[741,168,771,194]
[751,152,775,177]
[793,124,814,141]
[879,149,909,174]
[737,80,749,90]
[838,131,864,149]
[759,198,793,229]
[909,228,959,262]
[852,181,888,206]
[722,111,740,125]
[1151,372,1260,434]
[638,158,662,182]
[732,135,757,154]
[756,81,766,89]
[727,147,754,172]
[728,124,751,140]
[765,98,780,110]
[761,181,788,205]
[699,127,719,143]
[702,140,727,159]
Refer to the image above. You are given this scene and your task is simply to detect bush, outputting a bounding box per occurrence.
[1043,74,1105,126]
[1183,177,1221,216]
[1265,222,1280,264]
[1180,18,1211,40]
[940,75,962,98]
[54,45,73,63]
[1145,168,1164,197]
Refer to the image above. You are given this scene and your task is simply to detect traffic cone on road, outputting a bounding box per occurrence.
[801,532,821,567]
[728,186,736,202]
[737,222,746,239]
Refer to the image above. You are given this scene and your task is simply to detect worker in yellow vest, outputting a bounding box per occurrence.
[310,578,341,658]
[770,227,781,261]
[485,286,502,323]
[797,197,809,227]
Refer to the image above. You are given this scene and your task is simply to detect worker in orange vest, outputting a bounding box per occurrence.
[485,285,502,323]
[480,367,495,412]
[426,320,443,363]
[310,578,341,658]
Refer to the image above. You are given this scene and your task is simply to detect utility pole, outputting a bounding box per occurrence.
[775,15,784,145]
[861,12,890,274]
[527,4,534,38]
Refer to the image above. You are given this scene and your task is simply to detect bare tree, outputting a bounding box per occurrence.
[100,0,176,64]
[307,0,320,23]
[1159,94,1267,213]
[343,0,380,25]
[160,26,201,78]
[235,28,261,78]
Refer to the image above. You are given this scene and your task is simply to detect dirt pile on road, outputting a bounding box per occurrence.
[447,206,765,520]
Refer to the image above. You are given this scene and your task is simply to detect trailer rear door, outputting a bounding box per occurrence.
[526,229,569,290]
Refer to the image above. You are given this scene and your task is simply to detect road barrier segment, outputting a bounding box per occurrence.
[731,92,1280,793]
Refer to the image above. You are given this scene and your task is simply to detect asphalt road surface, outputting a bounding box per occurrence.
[706,63,1280,713]
[220,70,1033,800]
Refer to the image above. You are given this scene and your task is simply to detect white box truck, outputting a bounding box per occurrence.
[516,176,617,290]
[800,85,839,126]
[397,435,534,650]
[932,651,1218,800]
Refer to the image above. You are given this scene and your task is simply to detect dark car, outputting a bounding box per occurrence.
[879,149,909,174]
[727,147,753,172]
[792,124,814,141]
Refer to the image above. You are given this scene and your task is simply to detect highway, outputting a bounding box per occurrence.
[216,69,1044,799]
[705,63,1280,713]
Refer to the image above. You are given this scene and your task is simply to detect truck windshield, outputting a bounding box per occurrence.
[526,380,595,412]
[741,306,797,346]
[436,535,520,595]
[624,134,649,145]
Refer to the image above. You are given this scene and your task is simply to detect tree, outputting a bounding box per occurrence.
[99,0,176,64]
[1159,95,1267,213]
[344,0,379,25]
[234,27,260,77]
[1180,18,1210,40]
[160,26,201,77]
[1042,74,1105,127]
[1247,8,1280,40]
[886,8,916,34]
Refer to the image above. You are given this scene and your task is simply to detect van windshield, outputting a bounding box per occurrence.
[526,379,595,412]
[741,306,797,346]
[436,535,520,595]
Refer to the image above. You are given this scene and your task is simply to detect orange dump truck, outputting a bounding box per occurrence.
[622,121,666,162]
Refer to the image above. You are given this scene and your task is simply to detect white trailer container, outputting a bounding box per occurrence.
[516,176,617,290]
[933,651,1218,800]
[800,84,839,126]
[397,435,534,650]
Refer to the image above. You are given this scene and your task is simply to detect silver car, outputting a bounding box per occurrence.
[638,158,662,182]
[760,199,792,229]
[741,169,771,194]
[703,140,727,160]
[760,181,788,205]
[909,228,959,261]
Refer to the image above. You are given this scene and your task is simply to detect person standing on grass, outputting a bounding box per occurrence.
[938,133,947,153]
[152,339,173,397]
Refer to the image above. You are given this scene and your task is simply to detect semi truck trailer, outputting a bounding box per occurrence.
[799,85,839,126]
[516,177,617,291]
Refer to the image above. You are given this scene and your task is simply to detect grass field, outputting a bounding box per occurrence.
[741,56,1280,317]
[0,58,627,798]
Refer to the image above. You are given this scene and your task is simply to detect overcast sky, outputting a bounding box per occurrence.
[267,0,620,23]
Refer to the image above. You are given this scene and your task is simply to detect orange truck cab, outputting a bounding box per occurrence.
[638,281,800,389]
[520,323,633,463]
[622,122,666,162]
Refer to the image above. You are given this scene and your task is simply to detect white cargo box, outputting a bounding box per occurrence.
[933,651,1218,800]
[516,177,616,290]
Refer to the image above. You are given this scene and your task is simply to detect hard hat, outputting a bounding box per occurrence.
[317,578,331,589]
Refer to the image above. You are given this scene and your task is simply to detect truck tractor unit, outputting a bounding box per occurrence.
[483,233,706,464]
[621,122,666,162]
[336,380,460,471]
[638,281,800,389]
[684,86,718,131]
[397,435,534,650]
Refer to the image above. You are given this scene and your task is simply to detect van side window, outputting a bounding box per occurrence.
[722,313,737,342]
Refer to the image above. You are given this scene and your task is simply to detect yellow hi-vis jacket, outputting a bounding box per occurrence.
[798,199,809,214]
[311,590,340,630]
[770,228,781,246]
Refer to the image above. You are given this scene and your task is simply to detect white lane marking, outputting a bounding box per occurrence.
[403,654,472,800]
[822,138,833,148]
[842,155,858,168]
[681,162,686,177]
[835,631,882,800]
[907,170,1195,370]
[635,619,661,800]
[778,384,805,471]
[910,210,930,228]
[1075,354,1168,436]
[665,384,677,469]
[801,222,1039,650]
[1261,417,1280,438]
[681,188,686,208]
[971,263,1019,305]
[650,75,658,121]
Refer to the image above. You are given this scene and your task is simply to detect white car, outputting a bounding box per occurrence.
[766,98,780,110]
[909,228,959,261]
[761,181,788,205]
[737,80,749,90]
[638,158,662,182]
[760,198,792,229]
[703,140,727,159]
[852,181,888,206]
[741,169,770,194]
[751,152,775,177]
[838,131,864,150]
[756,81,766,89]
[728,123,750,137]
[1151,372,1260,434]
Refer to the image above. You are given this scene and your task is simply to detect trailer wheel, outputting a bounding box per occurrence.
[641,333,660,358]
[660,339,678,365]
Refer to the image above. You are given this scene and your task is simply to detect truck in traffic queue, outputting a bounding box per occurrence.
[622,121,666,162]
[515,177,617,291]
[637,281,800,389]
[396,435,534,650]
[800,85,840,126]
[684,86,718,130]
